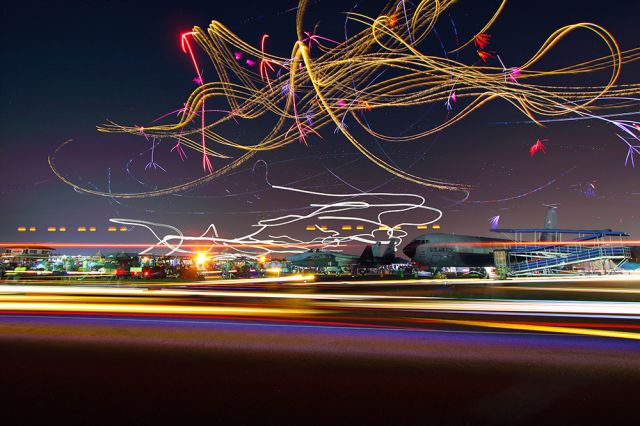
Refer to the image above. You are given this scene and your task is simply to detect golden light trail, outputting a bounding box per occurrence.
[0,283,399,302]
[430,318,640,341]
[322,299,640,316]
[2,280,640,340]
[2,281,640,312]
[47,0,640,198]
[0,301,320,317]
[500,286,640,295]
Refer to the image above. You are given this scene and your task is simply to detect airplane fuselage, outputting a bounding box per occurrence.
[403,233,508,268]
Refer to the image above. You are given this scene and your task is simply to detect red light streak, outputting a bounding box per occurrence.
[259,34,276,86]
[530,138,548,157]
[180,32,212,174]
[474,33,491,50]
[180,32,201,83]
[421,240,640,247]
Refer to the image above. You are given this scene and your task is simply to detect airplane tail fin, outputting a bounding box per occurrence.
[359,240,397,266]
[382,240,397,260]
[359,245,375,266]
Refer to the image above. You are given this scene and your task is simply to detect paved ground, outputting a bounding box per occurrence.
[1,276,639,424]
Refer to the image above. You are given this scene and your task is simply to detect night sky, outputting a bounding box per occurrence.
[1,0,639,253]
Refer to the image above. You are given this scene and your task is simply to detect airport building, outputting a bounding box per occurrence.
[1,246,56,265]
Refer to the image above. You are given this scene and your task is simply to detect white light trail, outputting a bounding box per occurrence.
[109,178,442,260]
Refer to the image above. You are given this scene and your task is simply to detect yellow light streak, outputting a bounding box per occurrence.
[500,286,640,295]
[433,318,640,341]
[322,299,640,316]
[0,301,319,317]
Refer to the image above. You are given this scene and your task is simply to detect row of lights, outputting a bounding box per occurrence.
[18,224,440,233]
[305,224,441,231]
[17,226,128,232]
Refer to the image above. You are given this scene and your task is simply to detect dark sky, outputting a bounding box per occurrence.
[1,0,639,252]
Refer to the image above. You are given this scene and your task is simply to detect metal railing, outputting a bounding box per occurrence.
[509,247,628,274]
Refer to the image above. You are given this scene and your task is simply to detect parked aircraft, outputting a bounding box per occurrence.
[403,207,557,268]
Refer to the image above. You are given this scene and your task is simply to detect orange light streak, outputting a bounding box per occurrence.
[421,240,640,247]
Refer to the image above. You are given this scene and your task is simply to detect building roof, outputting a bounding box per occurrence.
[2,246,56,251]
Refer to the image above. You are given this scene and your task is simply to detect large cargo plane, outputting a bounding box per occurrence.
[403,207,557,268]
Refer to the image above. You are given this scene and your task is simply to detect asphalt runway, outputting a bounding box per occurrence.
[1,276,640,424]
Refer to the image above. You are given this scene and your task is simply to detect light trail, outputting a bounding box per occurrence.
[0,301,320,318]
[3,284,640,316]
[2,273,639,287]
[324,299,640,317]
[107,177,442,259]
[425,318,640,341]
[0,285,412,301]
[0,242,329,249]
[3,278,640,340]
[20,239,631,249]
[500,285,640,295]
[48,0,640,198]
